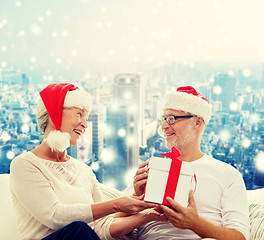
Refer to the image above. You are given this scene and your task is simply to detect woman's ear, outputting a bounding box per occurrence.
[45,117,56,132]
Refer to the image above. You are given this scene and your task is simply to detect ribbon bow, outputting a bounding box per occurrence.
[160,146,181,160]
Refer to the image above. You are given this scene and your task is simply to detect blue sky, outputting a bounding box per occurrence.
[0,0,264,81]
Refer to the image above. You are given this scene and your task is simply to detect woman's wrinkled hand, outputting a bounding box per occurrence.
[114,194,158,215]
[133,160,149,196]
[140,206,168,222]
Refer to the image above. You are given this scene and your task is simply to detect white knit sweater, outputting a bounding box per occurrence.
[10,151,114,240]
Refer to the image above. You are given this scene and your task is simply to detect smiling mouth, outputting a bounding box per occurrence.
[165,132,175,137]
[73,129,83,136]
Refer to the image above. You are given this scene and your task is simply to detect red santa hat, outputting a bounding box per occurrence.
[162,86,211,124]
[158,86,211,137]
[39,83,92,152]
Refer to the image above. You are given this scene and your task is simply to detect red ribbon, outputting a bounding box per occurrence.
[162,159,182,206]
[160,147,182,206]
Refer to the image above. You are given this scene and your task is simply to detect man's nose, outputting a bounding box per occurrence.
[161,119,170,130]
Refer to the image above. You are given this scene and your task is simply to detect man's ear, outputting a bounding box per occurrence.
[194,116,204,129]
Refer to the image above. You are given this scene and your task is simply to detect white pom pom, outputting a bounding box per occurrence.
[45,131,70,152]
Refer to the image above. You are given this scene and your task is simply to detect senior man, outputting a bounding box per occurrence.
[133,86,250,240]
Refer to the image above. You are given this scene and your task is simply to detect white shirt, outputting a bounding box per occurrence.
[135,154,250,240]
[10,152,114,240]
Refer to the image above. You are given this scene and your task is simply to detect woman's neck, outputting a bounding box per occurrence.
[31,142,70,162]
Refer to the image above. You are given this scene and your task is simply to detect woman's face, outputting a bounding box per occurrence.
[60,107,89,146]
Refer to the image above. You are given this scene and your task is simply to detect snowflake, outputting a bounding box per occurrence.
[242,68,251,77]
[6,151,15,160]
[1,62,7,68]
[52,32,58,38]
[30,57,37,63]
[71,50,77,56]
[242,138,251,148]
[46,10,52,16]
[1,46,7,52]
[17,30,25,37]
[38,16,44,22]
[213,85,222,95]
[30,24,42,35]
[62,31,68,37]
[15,1,21,7]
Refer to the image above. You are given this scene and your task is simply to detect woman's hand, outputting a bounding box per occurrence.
[133,160,149,196]
[113,194,158,215]
[110,205,167,238]
[140,206,168,222]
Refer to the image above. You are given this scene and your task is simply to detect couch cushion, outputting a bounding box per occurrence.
[99,183,121,200]
[249,203,264,239]
[247,188,264,205]
[0,174,17,240]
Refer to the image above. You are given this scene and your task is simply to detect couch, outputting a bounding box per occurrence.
[1,173,264,240]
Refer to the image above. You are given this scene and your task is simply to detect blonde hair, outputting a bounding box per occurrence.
[36,99,49,133]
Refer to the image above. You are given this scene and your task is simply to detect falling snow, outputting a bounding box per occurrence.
[0,0,264,190]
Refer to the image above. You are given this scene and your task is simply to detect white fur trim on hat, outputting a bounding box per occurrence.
[45,130,70,152]
[64,88,92,112]
[162,91,211,125]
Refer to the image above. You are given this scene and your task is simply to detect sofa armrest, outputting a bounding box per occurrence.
[99,183,121,200]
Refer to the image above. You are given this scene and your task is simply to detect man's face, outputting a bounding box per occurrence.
[160,109,196,150]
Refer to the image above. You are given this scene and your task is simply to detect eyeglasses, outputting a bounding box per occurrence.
[158,115,197,125]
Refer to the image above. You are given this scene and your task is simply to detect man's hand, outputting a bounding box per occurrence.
[133,160,149,196]
[160,190,246,240]
[160,190,199,230]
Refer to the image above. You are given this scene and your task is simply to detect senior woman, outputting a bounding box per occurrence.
[10,83,166,240]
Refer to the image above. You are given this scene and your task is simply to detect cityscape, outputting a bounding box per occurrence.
[0,61,264,191]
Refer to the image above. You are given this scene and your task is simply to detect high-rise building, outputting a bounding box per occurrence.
[113,74,145,168]
[212,73,236,112]
[105,104,128,189]
[0,70,2,87]
[22,74,30,89]
[261,63,264,89]
[150,92,162,120]
[88,107,105,162]
[77,122,93,161]
[1,70,23,86]
[103,74,145,190]
[199,84,212,103]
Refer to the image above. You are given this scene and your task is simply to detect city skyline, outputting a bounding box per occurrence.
[0,62,263,190]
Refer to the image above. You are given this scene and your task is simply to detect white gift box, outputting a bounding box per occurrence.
[144,156,195,207]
